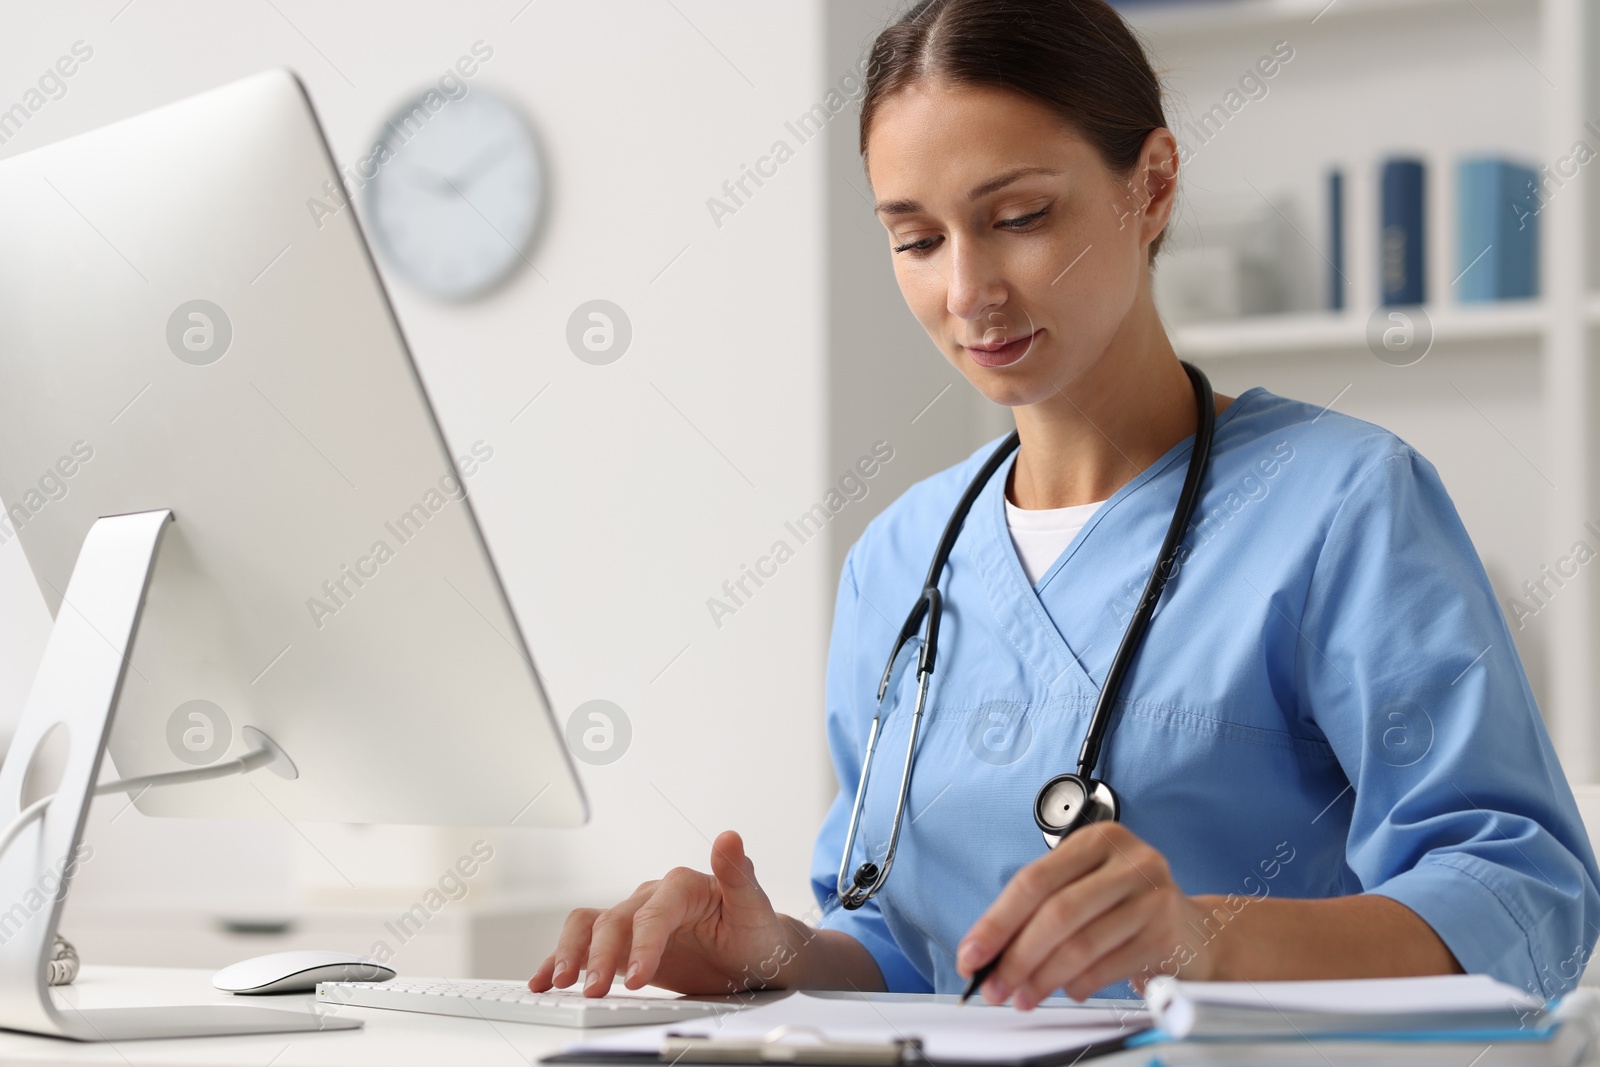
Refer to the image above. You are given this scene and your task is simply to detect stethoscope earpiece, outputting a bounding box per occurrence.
[838,861,882,911]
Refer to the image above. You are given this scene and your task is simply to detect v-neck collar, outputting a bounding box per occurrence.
[967,388,1262,699]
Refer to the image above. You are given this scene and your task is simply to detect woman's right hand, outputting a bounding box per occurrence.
[528,829,804,997]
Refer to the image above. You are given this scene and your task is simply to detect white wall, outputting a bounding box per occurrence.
[0,0,841,960]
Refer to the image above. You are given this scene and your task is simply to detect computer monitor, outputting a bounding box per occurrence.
[0,69,586,1039]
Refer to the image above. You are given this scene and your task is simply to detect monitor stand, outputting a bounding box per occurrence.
[0,509,361,1041]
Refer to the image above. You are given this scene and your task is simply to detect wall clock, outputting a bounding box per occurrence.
[365,87,543,301]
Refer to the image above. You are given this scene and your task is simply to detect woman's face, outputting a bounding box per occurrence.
[865,80,1174,408]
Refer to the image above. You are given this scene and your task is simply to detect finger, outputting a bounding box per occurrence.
[1047,909,1176,1005]
[529,953,557,992]
[585,897,651,996]
[958,824,1124,975]
[709,830,770,917]
[1013,891,1160,1009]
[627,868,709,989]
[548,908,603,989]
[987,855,1148,996]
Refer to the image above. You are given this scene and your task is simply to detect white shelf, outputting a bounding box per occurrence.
[1172,301,1546,358]
[1121,0,1534,37]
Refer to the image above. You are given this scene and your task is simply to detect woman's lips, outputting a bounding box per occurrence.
[966,330,1038,368]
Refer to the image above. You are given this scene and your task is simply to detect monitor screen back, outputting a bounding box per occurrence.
[0,69,586,828]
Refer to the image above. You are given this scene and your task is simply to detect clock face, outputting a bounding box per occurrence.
[365,87,542,300]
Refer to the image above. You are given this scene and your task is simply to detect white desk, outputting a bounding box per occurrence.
[3,966,599,1065]
[3,966,1156,1066]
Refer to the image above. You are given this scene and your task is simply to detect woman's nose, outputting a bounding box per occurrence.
[945,238,1007,323]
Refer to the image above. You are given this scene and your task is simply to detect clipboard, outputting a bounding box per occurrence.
[542,989,1149,1067]
[667,1025,921,1064]
[541,1020,1146,1066]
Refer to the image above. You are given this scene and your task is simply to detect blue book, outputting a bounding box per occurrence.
[1327,168,1344,311]
[1130,1024,1591,1067]
[1457,156,1540,301]
[1380,157,1426,305]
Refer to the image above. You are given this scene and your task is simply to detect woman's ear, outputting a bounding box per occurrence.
[1129,128,1180,253]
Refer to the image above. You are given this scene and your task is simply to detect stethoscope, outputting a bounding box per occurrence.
[835,362,1216,910]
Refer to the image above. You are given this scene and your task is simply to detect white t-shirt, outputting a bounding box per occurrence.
[1004,495,1105,586]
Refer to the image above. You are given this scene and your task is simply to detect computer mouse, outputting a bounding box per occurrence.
[212,950,397,994]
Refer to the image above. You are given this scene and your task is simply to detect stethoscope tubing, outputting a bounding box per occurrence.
[835,363,1216,910]
[1074,363,1215,778]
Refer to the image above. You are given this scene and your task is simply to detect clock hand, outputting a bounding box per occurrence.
[404,165,457,196]
[439,175,493,222]
[451,142,514,191]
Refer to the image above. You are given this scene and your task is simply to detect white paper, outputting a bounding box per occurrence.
[563,990,1149,1063]
[1146,974,1542,1016]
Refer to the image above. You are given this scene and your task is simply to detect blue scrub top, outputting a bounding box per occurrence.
[809,387,1600,999]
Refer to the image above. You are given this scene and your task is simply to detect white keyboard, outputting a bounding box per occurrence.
[316,977,733,1028]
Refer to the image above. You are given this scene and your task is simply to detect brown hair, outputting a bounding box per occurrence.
[858,0,1174,261]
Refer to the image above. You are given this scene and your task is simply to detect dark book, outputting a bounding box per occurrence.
[1380,157,1426,305]
[1327,168,1344,311]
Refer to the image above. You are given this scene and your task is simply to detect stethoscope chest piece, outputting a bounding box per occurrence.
[1033,773,1120,848]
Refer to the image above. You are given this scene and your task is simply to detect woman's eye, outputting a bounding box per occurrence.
[893,236,941,256]
[999,207,1050,230]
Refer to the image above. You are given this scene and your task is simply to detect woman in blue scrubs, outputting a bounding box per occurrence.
[531,0,1600,1007]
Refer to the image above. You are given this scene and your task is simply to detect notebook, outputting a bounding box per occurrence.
[1133,975,1600,1067]
[1143,973,1544,1039]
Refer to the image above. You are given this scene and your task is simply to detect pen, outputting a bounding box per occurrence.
[958,936,1014,1004]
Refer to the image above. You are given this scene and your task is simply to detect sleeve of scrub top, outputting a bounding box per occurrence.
[808,543,935,993]
[1297,444,1600,997]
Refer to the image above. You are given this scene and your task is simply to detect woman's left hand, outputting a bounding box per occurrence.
[956,822,1217,1008]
